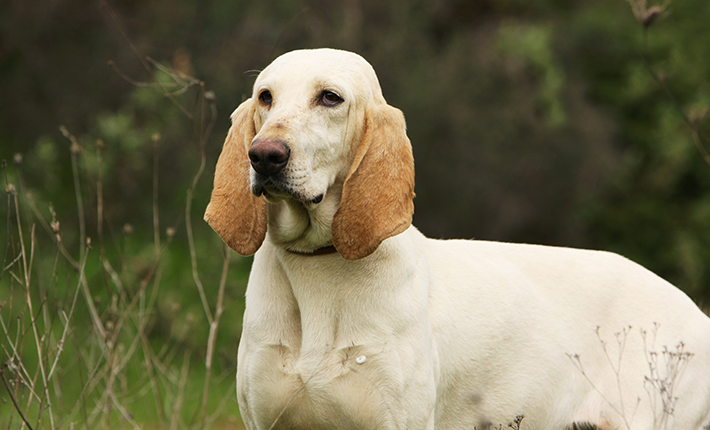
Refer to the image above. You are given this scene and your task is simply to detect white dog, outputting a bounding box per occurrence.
[205,48,710,430]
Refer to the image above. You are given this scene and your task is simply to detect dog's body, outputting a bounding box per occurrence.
[205,49,710,429]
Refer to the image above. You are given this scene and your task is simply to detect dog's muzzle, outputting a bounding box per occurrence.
[248,139,324,204]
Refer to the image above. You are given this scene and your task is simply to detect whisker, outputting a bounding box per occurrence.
[244,69,263,78]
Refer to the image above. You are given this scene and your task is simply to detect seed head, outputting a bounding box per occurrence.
[689,106,709,126]
[627,0,668,28]
[123,223,134,235]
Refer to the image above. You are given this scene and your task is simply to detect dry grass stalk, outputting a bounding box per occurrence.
[568,324,694,430]
[625,0,710,166]
[2,45,232,428]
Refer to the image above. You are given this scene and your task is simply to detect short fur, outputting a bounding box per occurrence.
[332,104,415,259]
[205,48,710,430]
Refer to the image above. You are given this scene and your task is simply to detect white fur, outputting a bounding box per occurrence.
[228,49,710,429]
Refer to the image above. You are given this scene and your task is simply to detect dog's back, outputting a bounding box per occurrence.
[424,232,710,429]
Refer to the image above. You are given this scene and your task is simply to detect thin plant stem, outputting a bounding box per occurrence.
[62,127,87,261]
[46,249,89,381]
[153,134,161,258]
[13,175,55,429]
[99,0,194,120]
[169,350,191,430]
[0,364,35,430]
[639,24,710,165]
[201,244,230,429]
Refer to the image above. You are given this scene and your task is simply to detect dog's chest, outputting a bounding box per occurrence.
[240,340,399,429]
[239,304,407,428]
[238,251,436,429]
[236,244,440,429]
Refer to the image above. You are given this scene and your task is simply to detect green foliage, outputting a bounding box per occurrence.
[577,0,710,299]
[497,21,567,127]
[1,66,250,428]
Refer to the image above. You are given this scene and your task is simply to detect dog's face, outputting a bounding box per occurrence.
[205,48,415,260]
[248,49,384,207]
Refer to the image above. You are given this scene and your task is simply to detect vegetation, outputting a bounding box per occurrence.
[1,0,709,428]
[1,64,248,428]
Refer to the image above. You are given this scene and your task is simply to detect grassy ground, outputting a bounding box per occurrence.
[0,65,250,429]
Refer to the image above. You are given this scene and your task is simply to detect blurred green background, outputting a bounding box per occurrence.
[1,0,710,428]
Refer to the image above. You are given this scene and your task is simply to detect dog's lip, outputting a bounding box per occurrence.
[252,176,324,205]
[252,174,288,197]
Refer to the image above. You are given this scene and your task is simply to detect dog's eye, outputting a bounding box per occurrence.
[320,91,343,107]
[259,90,273,106]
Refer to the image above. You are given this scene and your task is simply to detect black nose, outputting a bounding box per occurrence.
[248,139,290,176]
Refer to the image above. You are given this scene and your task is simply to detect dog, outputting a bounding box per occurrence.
[205,48,710,430]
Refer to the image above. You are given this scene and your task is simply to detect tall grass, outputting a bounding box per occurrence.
[0,54,247,429]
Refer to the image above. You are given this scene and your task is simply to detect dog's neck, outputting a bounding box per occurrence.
[264,182,343,254]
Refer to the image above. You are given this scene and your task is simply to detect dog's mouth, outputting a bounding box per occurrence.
[252,175,324,205]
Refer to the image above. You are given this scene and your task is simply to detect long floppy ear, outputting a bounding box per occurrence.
[204,99,267,255]
[332,104,415,260]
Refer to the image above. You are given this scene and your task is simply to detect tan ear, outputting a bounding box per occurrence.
[204,99,267,255]
[332,104,415,260]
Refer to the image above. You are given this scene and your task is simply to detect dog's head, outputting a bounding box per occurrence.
[204,49,415,260]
